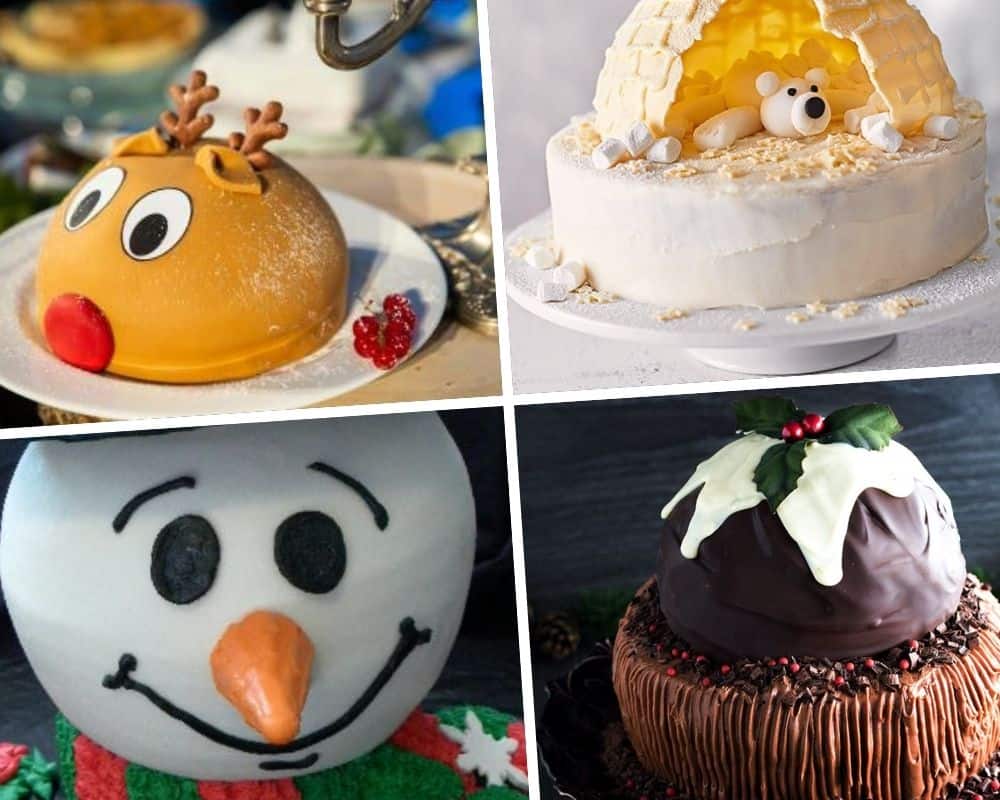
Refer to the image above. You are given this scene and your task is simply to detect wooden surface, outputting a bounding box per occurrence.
[290,156,502,407]
[516,375,1000,798]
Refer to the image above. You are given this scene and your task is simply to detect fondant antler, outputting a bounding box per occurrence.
[228,102,288,170]
[161,70,219,149]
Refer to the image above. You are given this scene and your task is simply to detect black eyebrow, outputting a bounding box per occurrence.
[113,476,196,533]
[308,462,389,530]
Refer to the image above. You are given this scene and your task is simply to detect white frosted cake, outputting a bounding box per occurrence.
[543,0,989,310]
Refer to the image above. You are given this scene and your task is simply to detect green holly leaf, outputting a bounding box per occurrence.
[754,441,808,512]
[820,404,902,450]
[734,397,801,438]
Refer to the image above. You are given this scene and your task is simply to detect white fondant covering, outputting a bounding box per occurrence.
[0,416,475,780]
[547,101,988,309]
[661,434,954,587]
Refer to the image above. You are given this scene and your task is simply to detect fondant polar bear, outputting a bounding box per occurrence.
[694,68,831,151]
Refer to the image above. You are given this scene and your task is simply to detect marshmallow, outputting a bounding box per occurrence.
[625,121,655,158]
[525,243,560,270]
[694,106,762,151]
[552,260,587,290]
[861,113,903,153]
[592,138,629,170]
[536,281,569,303]
[844,104,877,134]
[646,136,682,164]
[924,115,959,141]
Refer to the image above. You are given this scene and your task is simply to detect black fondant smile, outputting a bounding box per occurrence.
[102,617,431,761]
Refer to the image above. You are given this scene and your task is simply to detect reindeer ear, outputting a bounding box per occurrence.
[195,145,262,195]
[111,128,169,157]
[756,72,782,98]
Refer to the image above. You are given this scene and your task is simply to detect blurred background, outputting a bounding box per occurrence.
[489,0,1000,228]
[517,374,1000,797]
[0,0,485,235]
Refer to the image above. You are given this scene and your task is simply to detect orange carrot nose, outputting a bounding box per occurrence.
[210,610,314,745]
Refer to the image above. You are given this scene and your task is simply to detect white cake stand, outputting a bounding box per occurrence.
[506,211,1000,375]
[0,190,446,420]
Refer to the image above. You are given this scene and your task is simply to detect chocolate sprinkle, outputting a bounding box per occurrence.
[622,577,990,704]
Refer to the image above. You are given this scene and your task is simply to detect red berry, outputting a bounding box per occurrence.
[386,332,411,359]
[845,662,855,672]
[43,293,115,372]
[834,676,845,687]
[648,624,657,633]
[388,306,417,331]
[385,317,414,338]
[383,293,411,313]
[671,648,680,658]
[802,413,826,435]
[899,658,911,671]
[908,640,920,650]
[695,655,707,664]
[354,337,378,358]
[666,667,678,677]
[680,651,689,661]
[989,779,1000,791]
[666,790,678,798]
[864,658,876,669]
[352,315,379,339]
[720,664,731,675]
[790,663,801,674]
[777,657,789,666]
[372,347,398,370]
[625,779,635,790]
[768,659,777,667]
[701,677,712,687]
[781,421,805,441]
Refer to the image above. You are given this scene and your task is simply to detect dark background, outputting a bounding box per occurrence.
[517,374,1000,798]
[0,407,523,779]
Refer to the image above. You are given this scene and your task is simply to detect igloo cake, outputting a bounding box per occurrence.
[544,0,989,309]
[35,70,348,383]
[0,416,527,798]
[612,398,1000,800]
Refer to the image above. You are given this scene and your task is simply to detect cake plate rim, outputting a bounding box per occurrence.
[0,189,447,420]
[505,210,999,376]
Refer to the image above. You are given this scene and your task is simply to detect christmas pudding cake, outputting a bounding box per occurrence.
[0,416,528,798]
[612,398,1000,800]
[541,0,989,310]
[36,70,348,383]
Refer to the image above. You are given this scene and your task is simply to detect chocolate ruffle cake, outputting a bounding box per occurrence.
[611,399,1000,800]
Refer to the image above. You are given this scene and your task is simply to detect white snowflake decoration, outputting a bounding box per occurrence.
[440,710,529,791]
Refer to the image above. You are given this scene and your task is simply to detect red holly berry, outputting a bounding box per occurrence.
[701,677,712,687]
[666,667,678,677]
[834,676,845,687]
[680,651,690,661]
[790,663,801,674]
[695,655,707,664]
[864,658,876,669]
[908,640,920,650]
[781,421,805,442]
[845,662,855,672]
[777,657,789,666]
[899,658,911,671]
[352,315,379,339]
[372,347,398,371]
[768,659,777,667]
[671,648,680,658]
[720,664,731,675]
[802,413,826,435]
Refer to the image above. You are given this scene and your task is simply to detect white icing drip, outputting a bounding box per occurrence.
[661,436,953,587]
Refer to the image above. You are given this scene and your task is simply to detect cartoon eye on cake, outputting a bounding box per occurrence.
[36,70,349,384]
[0,417,477,780]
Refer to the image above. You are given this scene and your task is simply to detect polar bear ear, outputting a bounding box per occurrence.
[804,68,830,89]
[756,72,782,98]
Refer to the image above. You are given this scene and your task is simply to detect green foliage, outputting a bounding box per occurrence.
[754,440,808,512]
[820,404,903,450]
[0,750,58,800]
[573,587,636,642]
[734,397,802,437]
[0,174,62,235]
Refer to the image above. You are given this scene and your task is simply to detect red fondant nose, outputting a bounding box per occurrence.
[43,293,115,373]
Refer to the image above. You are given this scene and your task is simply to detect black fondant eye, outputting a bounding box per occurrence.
[64,167,125,231]
[274,511,346,594]
[121,188,192,260]
[810,85,819,93]
[151,515,220,605]
[788,88,798,97]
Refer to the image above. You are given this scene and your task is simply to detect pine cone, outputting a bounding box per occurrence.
[534,611,581,661]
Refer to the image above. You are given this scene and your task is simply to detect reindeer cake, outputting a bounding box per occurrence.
[538,0,989,310]
[36,70,348,383]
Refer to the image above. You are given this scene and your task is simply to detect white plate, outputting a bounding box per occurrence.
[0,190,447,419]
[506,211,1000,375]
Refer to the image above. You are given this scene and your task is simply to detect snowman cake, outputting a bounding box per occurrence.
[610,398,1000,800]
[35,70,348,383]
[540,0,989,310]
[0,416,527,798]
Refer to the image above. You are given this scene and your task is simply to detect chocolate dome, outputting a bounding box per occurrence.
[658,479,967,660]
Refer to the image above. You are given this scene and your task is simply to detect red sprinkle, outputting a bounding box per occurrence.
[864,658,876,669]
[989,779,1000,791]
[909,639,920,650]
[777,657,789,666]
[834,676,846,687]
[845,662,856,672]
[789,663,801,674]
[680,651,690,661]
[671,648,680,658]
[720,664,732,675]
[666,790,678,798]
[701,677,712,688]
[666,667,678,677]
[899,658,911,671]
[695,655,708,664]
